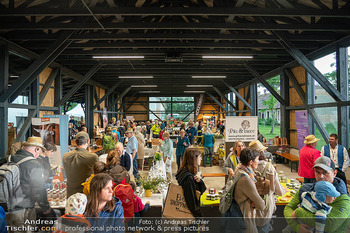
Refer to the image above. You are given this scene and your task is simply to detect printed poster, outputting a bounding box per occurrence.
[295,110,309,151]
[32,117,61,166]
[225,116,258,142]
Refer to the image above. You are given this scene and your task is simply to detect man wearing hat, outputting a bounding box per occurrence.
[63,132,98,197]
[284,156,350,233]
[125,128,141,185]
[320,133,349,186]
[298,135,321,183]
[6,137,51,231]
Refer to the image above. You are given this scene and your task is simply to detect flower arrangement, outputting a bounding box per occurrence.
[140,175,169,191]
[154,152,162,161]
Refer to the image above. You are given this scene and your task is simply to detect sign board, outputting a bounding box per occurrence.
[32,117,62,166]
[126,116,134,121]
[295,110,309,151]
[225,116,258,142]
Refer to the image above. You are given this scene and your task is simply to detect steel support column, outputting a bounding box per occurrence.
[276,31,345,102]
[221,79,252,109]
[336,46,349,149]
[16,76,40,142]
[250,84,258,116]
[54,68,62,115]
[0,44,9,156]
[213,86,237,111]
[307,72,315,134]
[205,92,227,112]
[85,85,94,139]
[56,61,103,107]
[280,70,290,141]
[0,31,74,103]
[107,86,131,110]
[244,63,286,106]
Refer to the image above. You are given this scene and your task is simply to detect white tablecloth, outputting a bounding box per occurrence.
[140,193,163,208]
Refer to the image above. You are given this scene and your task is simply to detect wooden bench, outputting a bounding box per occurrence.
[274,152,299,172]
[202,173,225,178]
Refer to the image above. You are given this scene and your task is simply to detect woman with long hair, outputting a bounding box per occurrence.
[85,173,124,232]
[223,141,246,178]
[233,148,265,233]
[175,148,206,217]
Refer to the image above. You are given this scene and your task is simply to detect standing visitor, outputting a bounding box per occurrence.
[63,132,98,197]
[223,141,246,178]
[175,130,190,170]
[176,148,206,217]
[202,127,215,167]
[299,135,321,183]
[160,131,174,180]
[125,128,141,185]
[320,133,349,186]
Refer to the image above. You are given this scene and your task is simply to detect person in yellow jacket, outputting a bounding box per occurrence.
[222,141,246,178]
[151,120,161,138]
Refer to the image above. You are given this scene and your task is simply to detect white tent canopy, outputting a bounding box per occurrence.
[66,104,85,117]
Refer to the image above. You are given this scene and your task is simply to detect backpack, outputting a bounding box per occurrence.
[0,155,35,212]
[103,134,116,151]
[113,184,134,222]
[255,162,271,196]
[219,173,248,233]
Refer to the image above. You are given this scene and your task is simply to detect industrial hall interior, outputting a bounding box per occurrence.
[1,0,350,233]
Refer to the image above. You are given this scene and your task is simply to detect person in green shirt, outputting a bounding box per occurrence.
[284,156,350,233]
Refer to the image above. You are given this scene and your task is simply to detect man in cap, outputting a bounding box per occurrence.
[63,131,98,197]
[284,156,350,233]
[298,135,321,183]
[6,137,51,232]
[321,133,349,186]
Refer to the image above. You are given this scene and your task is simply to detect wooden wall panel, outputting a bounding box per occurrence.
[39,68,55,107]
[237,86,250,116]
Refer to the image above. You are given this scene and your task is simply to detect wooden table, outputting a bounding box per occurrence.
[88,146,103,154]
[202,173,225,178]
[274,152,299,172]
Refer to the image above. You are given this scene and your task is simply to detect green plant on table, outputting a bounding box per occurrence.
[154,152,162,161]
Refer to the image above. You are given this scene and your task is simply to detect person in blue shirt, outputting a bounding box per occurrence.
[202,127,215,167]
[175,130,190,170]
[187,121,197,145]
[0,206,7,233]
[160,120,166,130]
[125,128,141,185]
[85,173,124,233]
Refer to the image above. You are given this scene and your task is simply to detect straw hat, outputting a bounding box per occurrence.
[249,140,267,152]
[125,128,133,134]
[304,135,320,144]
[22,137,45,150]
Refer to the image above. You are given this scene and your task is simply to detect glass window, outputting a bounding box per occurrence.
[11,95,28,105]
[314,107,338,151]
[314,52,337,104]
[149,97,171,102]
[172,97,194,102]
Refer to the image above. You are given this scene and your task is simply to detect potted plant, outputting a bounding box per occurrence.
[141,176,157,197]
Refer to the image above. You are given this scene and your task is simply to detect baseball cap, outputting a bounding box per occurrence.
[314,181,340,202]
[313,156,336,171]
[76,131,89,140]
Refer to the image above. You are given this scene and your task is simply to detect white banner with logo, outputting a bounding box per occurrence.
[225,116,258,142]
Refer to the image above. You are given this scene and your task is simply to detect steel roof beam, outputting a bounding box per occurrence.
[1,7,349,17]
[1,22,350,31]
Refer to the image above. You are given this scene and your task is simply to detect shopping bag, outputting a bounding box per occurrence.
[162,183,201,222]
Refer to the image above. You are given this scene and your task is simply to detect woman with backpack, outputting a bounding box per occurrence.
[232,148,265,233]
[175,148,206,218]
[85,173,124,233]
[102,127,116,153]
[249,140,285,233]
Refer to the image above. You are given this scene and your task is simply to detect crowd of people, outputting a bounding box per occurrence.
[2,113,350,233]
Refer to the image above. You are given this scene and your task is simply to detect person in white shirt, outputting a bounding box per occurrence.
[320,133,349,186]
